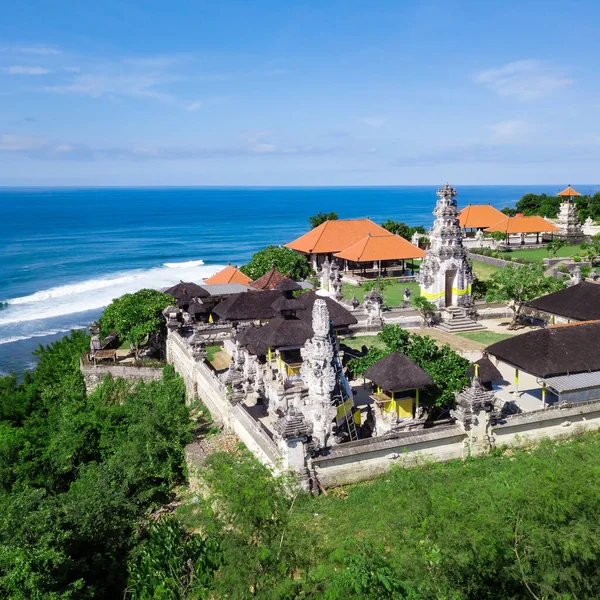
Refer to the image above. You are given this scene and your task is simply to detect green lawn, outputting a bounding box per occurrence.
[501,244,583,261]
[471,260,502,281]
[342,281,421,307]
[340,335,387,351]
[456,330,513,345]
[205,345,221,362]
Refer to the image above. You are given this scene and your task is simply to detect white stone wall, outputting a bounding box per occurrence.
[80,361,164,393]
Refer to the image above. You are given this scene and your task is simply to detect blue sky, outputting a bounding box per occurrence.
[1,0,599,185]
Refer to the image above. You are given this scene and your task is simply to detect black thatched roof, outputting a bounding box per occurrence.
[486,321,600,378]
[274,278,303,292]
[212,290,282,321]
[187,298,208,316]
[237,317,313,355]
[164,281,210,307]
[467,356,503,384]
[296,291,358,328]
[526,282,600,321]
[364,351,433,393]
[271,296,306,313]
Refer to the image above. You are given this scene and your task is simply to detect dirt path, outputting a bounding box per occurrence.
[412,327,485,352]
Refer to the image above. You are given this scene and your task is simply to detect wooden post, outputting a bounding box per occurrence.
[542,382,546,408]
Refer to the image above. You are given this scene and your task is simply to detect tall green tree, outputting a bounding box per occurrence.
[240,245,313,281]
[381,220,426,241]
[309,212,338,229]
[100,288,173,354]
[486,262,564,329]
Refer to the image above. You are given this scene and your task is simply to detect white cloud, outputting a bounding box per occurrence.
[44,73,177,104]
[362,117,386,128]
[486,119,534,143]
[474,60,572,100]
[5,65,51,75]
[253,143,277,153]
[186,100,202,112]
[0,133,47,151]
[11,44,62,56]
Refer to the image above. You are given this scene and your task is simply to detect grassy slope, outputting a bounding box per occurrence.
[290,432,600,593]
[340,335,387,351]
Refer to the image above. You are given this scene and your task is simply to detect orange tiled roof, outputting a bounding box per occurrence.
[249,267,288,290]
[285,218,392,254]
[458,204,506,229]
[334,234,425,262]
[204,265,252,285]
[557,185,581,197]
[484,215,560,234]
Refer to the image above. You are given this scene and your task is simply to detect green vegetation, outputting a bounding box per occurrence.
[167,431,600,600]
[205,344,222,363]
[309,211,338,229]
[347,325,469,407]
[470,259,502,281]
[500,244,583,261]
[508,190,600,222]
[456,330,514,345]
[486,262,564,329]
[240,245,313,280]
[380,219,426,241]
[342,281,421,306]
[100,288,173,355]
[340,335,387,351]
[582,233,600,266]
[0,331,193,598]
[546,239,568,258]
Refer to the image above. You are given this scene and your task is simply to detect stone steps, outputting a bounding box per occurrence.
[435,306,486,333]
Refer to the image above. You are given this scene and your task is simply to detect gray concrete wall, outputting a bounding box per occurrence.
[80,360,163,393]
[312,425,466,487]
[493,401,600,448]
[468,253,513,268]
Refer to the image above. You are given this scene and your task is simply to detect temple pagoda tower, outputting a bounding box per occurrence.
[556,185,583,241]
[418,184,473,308]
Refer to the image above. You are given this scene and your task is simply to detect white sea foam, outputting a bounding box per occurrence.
[0,328,84,346]
[0,259,224,328]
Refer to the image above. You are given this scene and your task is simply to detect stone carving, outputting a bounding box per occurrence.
[557,199,582,238]
[566,265,582,287]
[363,290,383,328]
[300,299,338,448]
[318,258,331,291]
[417,184,474,308]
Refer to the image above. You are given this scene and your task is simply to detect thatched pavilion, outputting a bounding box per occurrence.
[364,351,433,420]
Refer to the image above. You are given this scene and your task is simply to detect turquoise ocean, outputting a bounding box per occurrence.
[0,185,595,374]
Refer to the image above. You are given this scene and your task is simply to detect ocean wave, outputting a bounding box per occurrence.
[0,260,223,328]
[0,327,86,346]
[163,259,205,268]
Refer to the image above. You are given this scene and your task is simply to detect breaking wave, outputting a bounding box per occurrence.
[0,259,223,330]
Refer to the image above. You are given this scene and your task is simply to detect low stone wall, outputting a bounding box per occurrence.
[312,425,466,487]
[80,360,163,393]
[468,253,513,268]
[493,401,600,448]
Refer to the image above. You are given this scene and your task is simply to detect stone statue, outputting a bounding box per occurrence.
[566,265,582,287]
[318,258,331,291]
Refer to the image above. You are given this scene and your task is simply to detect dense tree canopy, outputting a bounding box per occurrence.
[502,191,600,223]
[0,331,193,598]
[486,262,564,328]
[381,220,426,241]
[100,288,173,350]
[309,211,338,229]
[240,245,313,281]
